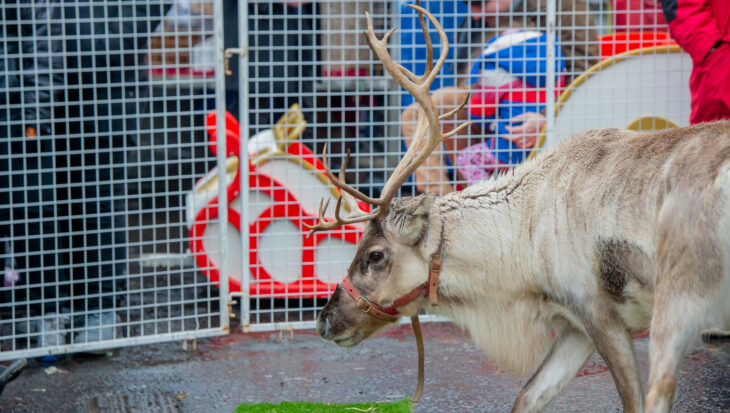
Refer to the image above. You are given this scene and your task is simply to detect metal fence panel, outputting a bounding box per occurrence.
[1,0,228,360]
[234,0,691,332]
[233,0,401,331]
[1,0,693,346]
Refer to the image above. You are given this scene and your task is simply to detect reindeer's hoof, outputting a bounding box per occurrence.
[701,328,730,342]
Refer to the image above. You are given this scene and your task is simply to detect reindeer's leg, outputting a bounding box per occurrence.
[511,324,594,413]
[645,219,726,413]
[581,304,645,413]
[645,294,706,413]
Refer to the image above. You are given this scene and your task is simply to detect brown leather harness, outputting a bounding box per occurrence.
[338,249,442,402]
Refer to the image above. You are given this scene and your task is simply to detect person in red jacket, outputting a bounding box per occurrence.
[661,0,730,124]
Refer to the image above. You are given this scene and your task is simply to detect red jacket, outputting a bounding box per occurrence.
[661,0,730,64]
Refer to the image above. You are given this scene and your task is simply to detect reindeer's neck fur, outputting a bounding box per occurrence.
[436,157,547,293]
[424,161,556,375]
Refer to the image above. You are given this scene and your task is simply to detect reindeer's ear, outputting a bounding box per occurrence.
[384,194,436,245]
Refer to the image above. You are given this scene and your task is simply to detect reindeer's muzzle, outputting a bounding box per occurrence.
[316,308,334,339]
[315,281,401,347]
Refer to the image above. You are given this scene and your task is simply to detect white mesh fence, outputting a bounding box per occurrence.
[1,0,227,360]
[1,0,692,351]
[236,0,689,331]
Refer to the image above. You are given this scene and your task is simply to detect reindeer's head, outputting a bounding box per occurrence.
[316,194,438,346]
[307,4,469,347]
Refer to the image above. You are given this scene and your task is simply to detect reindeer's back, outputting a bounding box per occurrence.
[544,121,730,221]
[563,121,729,187]
[540,121,730,293]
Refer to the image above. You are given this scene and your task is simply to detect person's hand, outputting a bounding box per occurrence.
[469,0,512,26]
[504,112,546,149]
[284,1,311,7]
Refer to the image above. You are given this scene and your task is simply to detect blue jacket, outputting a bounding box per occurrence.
[467,31,565,164]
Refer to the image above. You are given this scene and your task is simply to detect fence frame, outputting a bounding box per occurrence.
[0,0,231,361]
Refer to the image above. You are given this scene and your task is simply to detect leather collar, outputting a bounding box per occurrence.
[339,249,442,322]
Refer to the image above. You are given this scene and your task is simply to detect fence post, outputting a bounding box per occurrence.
[238,0,251,330]
[213,0,230,332]
[545,0,557,149]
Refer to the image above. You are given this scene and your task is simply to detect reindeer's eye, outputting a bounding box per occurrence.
[368,251,384,264]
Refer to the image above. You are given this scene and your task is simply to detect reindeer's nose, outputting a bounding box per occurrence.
[316,311,333,339]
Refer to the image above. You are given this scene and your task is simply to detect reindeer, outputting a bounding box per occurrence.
[308,5,730,413]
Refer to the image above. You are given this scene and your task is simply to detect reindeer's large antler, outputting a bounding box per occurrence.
[303,146,380,234]
[305,2,470,237]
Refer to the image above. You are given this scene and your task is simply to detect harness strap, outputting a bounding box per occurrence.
[429,253,441,306]
[341,276,401,322]
[410,315,425,403]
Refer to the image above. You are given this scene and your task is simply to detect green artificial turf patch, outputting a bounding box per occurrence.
[234,399,413,413]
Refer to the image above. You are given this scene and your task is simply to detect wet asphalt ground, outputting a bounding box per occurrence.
[0,322,728,412]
